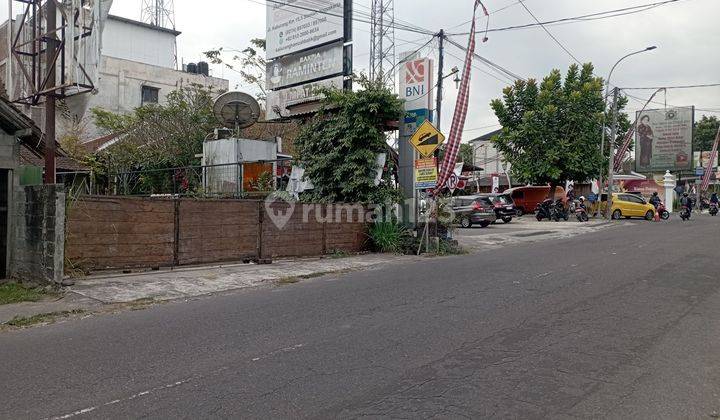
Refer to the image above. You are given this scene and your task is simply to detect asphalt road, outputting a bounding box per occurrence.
[2,216,720,419]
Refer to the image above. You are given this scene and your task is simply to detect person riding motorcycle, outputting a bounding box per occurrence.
[711,192,719,205]
[649,192,661,209]
[680,192,693,217]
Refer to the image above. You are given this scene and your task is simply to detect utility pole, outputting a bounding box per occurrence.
[606,87,619,219]
[435,29,444,129]
[44,1,57,184]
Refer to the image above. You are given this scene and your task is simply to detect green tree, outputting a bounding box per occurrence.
[91,84,219,174]
[491,63,628,194]
[694,115,719,151]
[294,76,403,203]
[204,38,267,100]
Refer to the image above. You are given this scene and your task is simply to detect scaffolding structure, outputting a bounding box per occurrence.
[369,0,395,89]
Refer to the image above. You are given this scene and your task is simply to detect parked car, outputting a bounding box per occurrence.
[451,195,498,228]
[505,186,566,216]
[601,193,656,220]
[480,193,517,223]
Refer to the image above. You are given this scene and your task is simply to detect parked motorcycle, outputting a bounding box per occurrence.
[568,200,589,222]
[552,199,569,222]
[535,198,554,221]
[710,202,719,216]
[680,205,691,221]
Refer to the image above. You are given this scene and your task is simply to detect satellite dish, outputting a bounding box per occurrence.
[213,91,261,130]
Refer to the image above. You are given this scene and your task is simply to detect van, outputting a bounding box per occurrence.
[505,186,566,215]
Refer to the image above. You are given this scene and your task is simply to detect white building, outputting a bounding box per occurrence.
[0,13,229,141]
[469,129,505,176]
[84,15,229,139]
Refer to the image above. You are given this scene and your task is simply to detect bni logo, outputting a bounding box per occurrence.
[405,60,426,84]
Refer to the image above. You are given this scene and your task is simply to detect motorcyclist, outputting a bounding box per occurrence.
[680,192,693,217]
[711,192,719,205]
[649,192,661,209]
[578,196,587,209]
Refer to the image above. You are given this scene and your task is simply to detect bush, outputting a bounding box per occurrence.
[368,221,411,253]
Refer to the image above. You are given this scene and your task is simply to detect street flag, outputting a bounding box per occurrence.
[701,126,720,192]
[434,0,484,194]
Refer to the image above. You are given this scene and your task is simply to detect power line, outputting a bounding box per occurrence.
[621,83,720,90]
[450,0,686,35]
[260,0,435,35]
[518,0,582,65]
[444,36,526,82]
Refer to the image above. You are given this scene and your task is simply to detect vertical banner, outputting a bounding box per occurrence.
[701,127,720,192]
[435,1,487,194]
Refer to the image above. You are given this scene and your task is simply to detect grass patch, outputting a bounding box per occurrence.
[277,277,300,285]
[5,309,86,327]
[0,283,47,305]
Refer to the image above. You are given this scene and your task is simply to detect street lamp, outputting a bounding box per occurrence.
[602,46,657,220]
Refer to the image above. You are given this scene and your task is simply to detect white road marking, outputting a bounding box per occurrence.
[47,343,306,419]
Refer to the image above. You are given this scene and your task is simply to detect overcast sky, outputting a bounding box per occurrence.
[8,0,720,141]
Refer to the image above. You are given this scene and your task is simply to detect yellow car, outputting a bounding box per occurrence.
[604,193,656,220]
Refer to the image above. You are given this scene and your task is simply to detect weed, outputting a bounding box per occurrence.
[367,221,412,253]
[0,283,47,305]
[5,310,86,327]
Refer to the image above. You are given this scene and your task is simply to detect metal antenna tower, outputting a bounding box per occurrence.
[141,0,178,68]
[141,0,176,29]
[369,0,395,89]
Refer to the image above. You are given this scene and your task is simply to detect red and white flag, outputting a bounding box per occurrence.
[435,1,485,194]
[701,126,720,192]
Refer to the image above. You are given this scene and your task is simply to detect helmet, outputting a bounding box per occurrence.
[683,192,689,197]
[579,196,586,201]
[652,192,658,196]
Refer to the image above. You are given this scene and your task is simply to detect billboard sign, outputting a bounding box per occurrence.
[266,0,344,60]
[635,107,694,172]
[399,58,434,111]
[266,75,344,120]
[266,41,345,90]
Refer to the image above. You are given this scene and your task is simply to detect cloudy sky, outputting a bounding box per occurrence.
[9,0,720,141]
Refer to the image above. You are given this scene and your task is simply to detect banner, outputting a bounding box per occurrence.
[415,158,438,189]
[635,107,694,172]
[266,41,344,90]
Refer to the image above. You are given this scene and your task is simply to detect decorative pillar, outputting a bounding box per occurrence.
[663,170,676,213]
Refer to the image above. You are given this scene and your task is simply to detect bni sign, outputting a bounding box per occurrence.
[399,58,434,111]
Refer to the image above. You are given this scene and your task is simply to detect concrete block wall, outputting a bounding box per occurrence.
[65,197,369,271]
[11,184,65,284]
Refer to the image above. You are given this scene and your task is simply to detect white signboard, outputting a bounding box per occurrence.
[266,41,344,90]
[266,0,344,60]
[399,57,434,111]
[266,75,344,120]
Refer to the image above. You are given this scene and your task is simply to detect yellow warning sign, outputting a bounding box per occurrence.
[409,120,446,158]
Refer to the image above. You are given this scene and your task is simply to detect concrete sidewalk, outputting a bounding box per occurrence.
[69,254,413,304]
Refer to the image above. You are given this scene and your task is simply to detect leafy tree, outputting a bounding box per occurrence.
[91,84,219,174]
[694,115,719,151]
[491,63,628,195]
[294,76,403,203]
[204,38,267,100]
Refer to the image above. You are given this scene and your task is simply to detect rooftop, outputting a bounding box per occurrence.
[107,14,181,37]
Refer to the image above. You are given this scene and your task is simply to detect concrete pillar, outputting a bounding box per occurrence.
[664,170,676,213]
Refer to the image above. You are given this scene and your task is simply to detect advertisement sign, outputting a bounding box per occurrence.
[266,0,344,60]
[694,151,718,170]
[415,158,438,189]
[399,58,434,111]
[266,41,345,90]
[635,107,694,172]
[266,75,344,120]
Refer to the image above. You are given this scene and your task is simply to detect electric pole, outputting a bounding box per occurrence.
[607,87,619,219]
[44,1,57,184]
[435,30,444,129]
